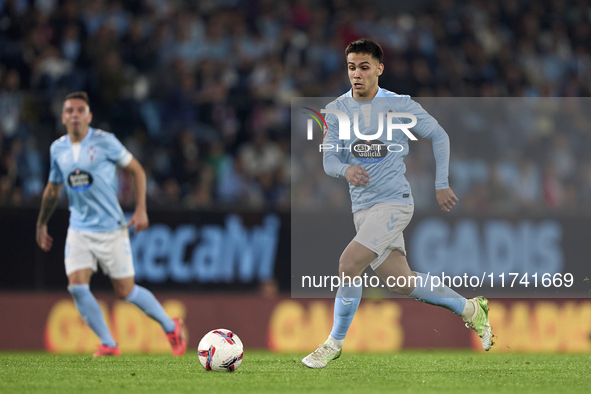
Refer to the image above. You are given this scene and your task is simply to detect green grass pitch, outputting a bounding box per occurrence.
[1,351,590,393]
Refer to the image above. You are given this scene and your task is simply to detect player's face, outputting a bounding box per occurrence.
[62,98,92,138]
[347,52,383,98]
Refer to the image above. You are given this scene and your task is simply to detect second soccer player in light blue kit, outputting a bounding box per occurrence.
[36,91,186,357]
[302,39,494,368]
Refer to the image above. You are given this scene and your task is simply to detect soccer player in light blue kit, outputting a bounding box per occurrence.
[302,40,493,368]
[36,92,186,357]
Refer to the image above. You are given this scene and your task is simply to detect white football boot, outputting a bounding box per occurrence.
[301,339,342,369]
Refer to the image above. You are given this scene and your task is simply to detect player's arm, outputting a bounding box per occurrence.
[36,182,63,251]
[324,154,369,186]
[404,97,458,211]
[121,157,149,232]
[322,112,370,187]
[430,132,457,212]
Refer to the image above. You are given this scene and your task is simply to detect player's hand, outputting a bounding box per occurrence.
[436,188,459,212]
[345,166,370,187]
[127,209,149,232]
[36,224,53,252]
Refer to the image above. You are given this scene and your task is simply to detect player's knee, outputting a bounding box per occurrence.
[386,285,413,296]
[114,286,133,299]
[385,275,415,295]
[338,255,358,278]
[68,278,87,286]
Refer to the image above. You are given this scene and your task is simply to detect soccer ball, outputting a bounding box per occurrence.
[197,329,244,372]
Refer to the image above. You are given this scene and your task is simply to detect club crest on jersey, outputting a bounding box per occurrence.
[68,169,93,191]
[87,146,96,162]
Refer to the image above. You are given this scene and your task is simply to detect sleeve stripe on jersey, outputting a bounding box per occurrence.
[117,151,133,167]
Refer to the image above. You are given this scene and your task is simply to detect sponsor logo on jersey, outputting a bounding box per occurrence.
[351,139,389,163]
[68,169,93,191]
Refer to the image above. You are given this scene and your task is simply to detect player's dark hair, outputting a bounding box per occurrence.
[345,39,383,64]
[64,91,89,105]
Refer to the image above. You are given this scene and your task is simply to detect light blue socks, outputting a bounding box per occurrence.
[68,284,117,347]
[125,285,175,333]
[329,281,362,341]
[327,273,466,347]
[408,272,466,315]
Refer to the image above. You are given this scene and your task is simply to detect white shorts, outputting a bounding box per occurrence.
[64,228,135,279]
[353,202,414,270]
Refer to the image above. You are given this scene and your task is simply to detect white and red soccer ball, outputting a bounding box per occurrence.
[197,329,244,372]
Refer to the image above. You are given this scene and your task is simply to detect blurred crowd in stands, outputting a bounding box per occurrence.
[1,0,590,214]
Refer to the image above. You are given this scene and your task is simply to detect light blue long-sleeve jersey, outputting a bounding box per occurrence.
[323,87,450,212]
[49,127,133,232]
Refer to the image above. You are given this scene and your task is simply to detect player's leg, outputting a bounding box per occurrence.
[330,240,375,344]
[111,277,186,356]
[68,269,118,351]
[374,250,493,350]
[303,203,415,368]
[327,203,413,345]
[329,205,394,349]
[374,250,467,313]
[102,229,186,356]
[302,240,375,368]
[65,230,119,356]
[111,275,174,333]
